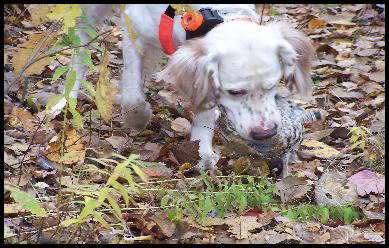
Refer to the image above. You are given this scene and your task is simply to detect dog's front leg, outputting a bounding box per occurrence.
[118,10,152,130]
[191,107,220,171]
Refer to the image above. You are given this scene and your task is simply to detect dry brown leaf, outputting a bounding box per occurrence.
[44,129,85,165]
[105,136,127,149]
[4,203,25,216]
[11,32,57,76]
[315,171,358,206]
[275,176,312,203]
[96,50,118,123]
[142,163,172,178]
[171,140,201,165]
[151,211,176,237]
[171,117,191,134]
[330,20,356,27]
[8,106,37,132]
[225,215,265,239]
[28,4,52,26]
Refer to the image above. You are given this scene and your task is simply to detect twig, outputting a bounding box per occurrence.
[260,4,266,25]
[17,114,47,186]
[12,28,113,85]
[12,20,61,88]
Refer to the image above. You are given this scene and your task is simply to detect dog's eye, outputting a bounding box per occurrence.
[227,89,247,97]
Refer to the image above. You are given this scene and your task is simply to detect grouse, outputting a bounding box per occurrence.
[218,92,325,177]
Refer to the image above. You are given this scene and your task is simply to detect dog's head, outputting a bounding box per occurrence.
[156,21,314,141]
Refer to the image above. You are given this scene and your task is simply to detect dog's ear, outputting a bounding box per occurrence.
[276,24,314,96]
[155,39,220,111]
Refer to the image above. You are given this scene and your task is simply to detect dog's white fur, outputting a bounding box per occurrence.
[55,4,314,174]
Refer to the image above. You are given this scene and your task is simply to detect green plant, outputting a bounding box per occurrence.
[158,175,362,225]
[5,186,48,217]
[160,175,277,223]
[61,154,148,230]
[278,204,360,224]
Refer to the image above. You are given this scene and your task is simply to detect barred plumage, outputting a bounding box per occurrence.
[218,93,325,177]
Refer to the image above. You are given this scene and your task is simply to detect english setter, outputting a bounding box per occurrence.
[53,4,314,173]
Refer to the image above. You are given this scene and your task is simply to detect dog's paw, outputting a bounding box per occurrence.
[195,151,220,171]
[122,101,152,130]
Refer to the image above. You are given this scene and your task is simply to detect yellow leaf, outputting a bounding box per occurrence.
[4,203,24,215]
[95,50,118,123]
[301,140,341,159]
[46,4,82,31]
[44,129,85,165]
[11,32,58,76]
[308,18,326,29]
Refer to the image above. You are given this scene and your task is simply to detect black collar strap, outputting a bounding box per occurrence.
[185,8,224,40]
[159,5,225,55]
[164,4,176,19]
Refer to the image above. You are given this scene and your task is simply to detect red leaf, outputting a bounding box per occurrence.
[348,170,385,196]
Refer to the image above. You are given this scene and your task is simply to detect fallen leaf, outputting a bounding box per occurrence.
[330,20,356,27]
[315,171,358,206]
[347,170,385,196]
[357,49,379,57]
[300,140,341,159]
[328,225,354,244]
[28,4,52,26]
[363,232,385,243]
[34,182,50,189]
[275,176,312,203]
[330,88,364,100]
[4,173,30,187]
[46,4,82,31]
[151,211,176,237]
[293,222,322,243]
[250,230,297,244]
[44,129,85,165]
[6,142,29,155]
[11,32,57,77]
[171,140,201,165]
[308,18,326,29]
[142,163,173,178]
[96,49,118,123]
[225,215,264,239]
[4,203,25,216]
[171,117,191,134]
[8,107,37,132]
[368,93,385,108]
[368,71,385,83]
[105,136,128,149]
[4,152,19,166]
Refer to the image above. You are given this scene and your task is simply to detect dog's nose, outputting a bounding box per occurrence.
[250,124,278,140]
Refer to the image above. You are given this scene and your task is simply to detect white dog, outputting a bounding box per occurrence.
[53,4,314,172]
